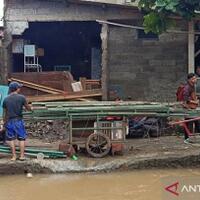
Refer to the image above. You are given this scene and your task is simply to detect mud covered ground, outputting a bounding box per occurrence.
[0,135,200,174]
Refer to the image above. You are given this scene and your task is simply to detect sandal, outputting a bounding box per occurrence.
[18,157,26,161]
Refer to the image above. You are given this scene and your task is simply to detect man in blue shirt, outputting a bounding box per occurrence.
[3,82,31,161]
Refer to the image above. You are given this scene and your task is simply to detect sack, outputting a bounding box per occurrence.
[183,102,198,109]
[176,83,185,101]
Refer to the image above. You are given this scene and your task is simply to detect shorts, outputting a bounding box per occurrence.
[5,119,27,141]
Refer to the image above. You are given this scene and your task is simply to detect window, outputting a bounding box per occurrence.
[137,30,158,40]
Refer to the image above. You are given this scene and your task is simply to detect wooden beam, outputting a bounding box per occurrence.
[76,98,94,102]
[101,24,109,100]
[8,78,64,94]
[79,77,86,90]
[96,20,200,35]
[195,49,200,57]
[27,89,102,102]
[97,20,144,30]
[188,21,195,73]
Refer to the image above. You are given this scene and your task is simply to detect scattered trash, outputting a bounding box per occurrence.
[26,173,33,178]
[37,153,45,160]
[71,155,78,161]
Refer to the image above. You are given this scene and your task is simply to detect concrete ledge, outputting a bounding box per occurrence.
[0,136,200,174]
[0,153,200,175]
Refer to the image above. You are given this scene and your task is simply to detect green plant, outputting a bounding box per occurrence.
[134,0,200,34]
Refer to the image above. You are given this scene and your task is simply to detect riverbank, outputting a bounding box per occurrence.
[0,136,200,174]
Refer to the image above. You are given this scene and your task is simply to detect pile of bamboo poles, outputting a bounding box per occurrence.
[23,101,200,120]
[0,145,66,159]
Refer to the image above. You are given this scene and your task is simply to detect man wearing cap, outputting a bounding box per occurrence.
[2,81,31,161]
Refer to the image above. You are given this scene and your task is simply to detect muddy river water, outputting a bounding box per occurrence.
[0,169,200,200]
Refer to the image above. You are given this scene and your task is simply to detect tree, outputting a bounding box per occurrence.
[134,0,200,34]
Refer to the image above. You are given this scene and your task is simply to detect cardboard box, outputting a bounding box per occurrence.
[36,48,44,56]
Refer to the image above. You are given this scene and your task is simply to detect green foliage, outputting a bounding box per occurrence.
[143,12,175,34]
[156,0,179,12]
[135,0,200,34]
[138,0,156,11]
[143,12,165,34]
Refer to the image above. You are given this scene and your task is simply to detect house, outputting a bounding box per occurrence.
[1,0,199,101]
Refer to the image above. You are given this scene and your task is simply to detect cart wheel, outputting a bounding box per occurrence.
[86,133,111,158]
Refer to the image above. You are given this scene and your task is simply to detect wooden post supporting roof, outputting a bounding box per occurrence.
[188,21,195,73]
[101,24,109,100]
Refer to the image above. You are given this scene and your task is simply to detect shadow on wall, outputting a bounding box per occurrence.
[109,85,124,100]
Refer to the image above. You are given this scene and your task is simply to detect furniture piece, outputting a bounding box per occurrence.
[54,65,71,72]
[24,45,42,72]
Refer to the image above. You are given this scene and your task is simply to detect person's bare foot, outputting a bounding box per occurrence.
[10,156,16,161]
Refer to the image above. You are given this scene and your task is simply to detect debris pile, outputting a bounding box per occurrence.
[9,72,102,102]
[26,120,69,143]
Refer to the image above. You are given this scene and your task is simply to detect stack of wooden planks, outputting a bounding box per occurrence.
[8,72,102,102]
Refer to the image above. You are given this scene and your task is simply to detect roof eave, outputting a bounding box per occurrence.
[67,0,139,11]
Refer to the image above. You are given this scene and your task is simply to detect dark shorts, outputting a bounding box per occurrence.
[5,119,27,141]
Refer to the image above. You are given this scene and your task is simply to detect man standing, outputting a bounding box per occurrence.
[182,73,199,143]
[183,73,199,109]
[3,81,31,161]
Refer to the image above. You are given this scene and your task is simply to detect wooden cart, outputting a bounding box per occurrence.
[27,108,128,158]
[68,113,128,158]
[28,101,197,158]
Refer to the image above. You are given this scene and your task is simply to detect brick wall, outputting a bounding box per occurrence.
[108,26,188,102]
[5,0,139,23]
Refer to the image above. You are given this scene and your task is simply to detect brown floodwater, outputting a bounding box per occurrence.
[0,169,200,200]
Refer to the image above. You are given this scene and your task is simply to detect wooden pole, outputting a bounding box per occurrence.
[101,24,109,100]
[27,89,102,102]
[8,78,64,94]
[188,21,195,73]
[96,20,200,35]
[169,116,200,125]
